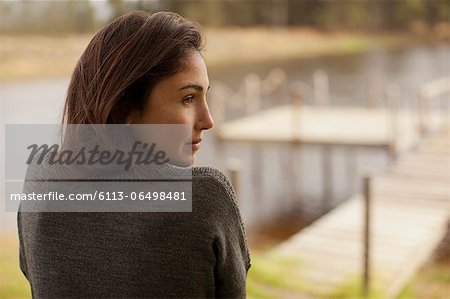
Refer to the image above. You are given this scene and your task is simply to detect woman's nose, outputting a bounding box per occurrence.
[195,103,214,131]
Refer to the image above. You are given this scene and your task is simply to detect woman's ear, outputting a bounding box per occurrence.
[126,113,136,125]
[126,110,143,125]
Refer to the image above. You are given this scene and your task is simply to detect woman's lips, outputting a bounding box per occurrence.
[191,142,200,151]
[187,138,202,151]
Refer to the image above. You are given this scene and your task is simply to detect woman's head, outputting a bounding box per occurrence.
[63,10,214,166]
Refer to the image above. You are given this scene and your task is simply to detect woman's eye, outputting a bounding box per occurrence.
[183,96,194,104]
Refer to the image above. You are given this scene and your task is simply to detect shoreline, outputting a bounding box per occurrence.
[1,28,445,83]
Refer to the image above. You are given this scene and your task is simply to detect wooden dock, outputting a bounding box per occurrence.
[256,127,449,298]
[217,104,446,210]
[217,105,444,154]
[213,75,449,297]
[215,76,449,157]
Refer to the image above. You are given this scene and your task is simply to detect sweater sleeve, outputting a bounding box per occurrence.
[193,167,252,298]
[17,212,29,280]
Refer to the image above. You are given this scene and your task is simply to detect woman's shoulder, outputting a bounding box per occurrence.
[191,165,243,229]
[191,165,237,210]
[192,166,252,271]
[192,166,238,205]
[192,166,233,190]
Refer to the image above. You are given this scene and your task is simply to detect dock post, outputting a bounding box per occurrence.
[387,84,400,161]
[263,68,288,105]
[244,73,261,115]
[362,175,372,298]
[417,86,429,138]
[313,71,333,209]
[313,69,330,106]
[290,87,303,211]
[322,145,333,210]
[367,69,383,108]
[252,143,263,203]
[226,158,242,202]
[345,146,357,196]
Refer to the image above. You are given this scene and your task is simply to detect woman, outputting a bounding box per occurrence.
[18,10,251,298]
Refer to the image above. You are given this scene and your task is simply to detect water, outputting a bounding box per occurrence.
[0,79,67,234]
[1,44,449,234]
[208,43,449,107]
[204,43,449,227]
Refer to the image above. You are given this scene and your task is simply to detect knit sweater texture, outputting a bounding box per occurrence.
[18,162,251,298]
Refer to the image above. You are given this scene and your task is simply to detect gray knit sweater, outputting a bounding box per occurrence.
[18,165,251,298]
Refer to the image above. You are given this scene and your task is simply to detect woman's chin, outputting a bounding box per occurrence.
[169,154,195,167]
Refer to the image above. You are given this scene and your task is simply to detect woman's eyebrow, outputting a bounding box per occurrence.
[179,84,211,92]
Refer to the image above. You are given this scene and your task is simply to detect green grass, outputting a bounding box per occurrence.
[248,251,304,291]
[0,236,31,299]
[397,261,450,299]
[246,246,450,299]
[2,233,448,299]
[327,273,386,299]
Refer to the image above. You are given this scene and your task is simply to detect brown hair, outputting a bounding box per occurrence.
[62,10,204,125]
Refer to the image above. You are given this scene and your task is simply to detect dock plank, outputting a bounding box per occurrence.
[262,127,449,298]
[219,106,416,146]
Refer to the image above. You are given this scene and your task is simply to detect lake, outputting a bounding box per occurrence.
[1,43,449,233]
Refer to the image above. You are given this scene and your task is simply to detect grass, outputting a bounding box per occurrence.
[0,235,31,299]
[397,260,450,299]
[327,273,386,299]
[0,27,433,82]
[245,224,450,299]
[1,233,449,298]
[246,250,450,299]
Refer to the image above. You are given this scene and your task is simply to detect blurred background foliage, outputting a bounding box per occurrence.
[0,0,448,35]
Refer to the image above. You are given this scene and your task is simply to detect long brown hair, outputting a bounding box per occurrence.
[62,10,204,125]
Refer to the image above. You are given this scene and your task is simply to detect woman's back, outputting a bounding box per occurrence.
[18,166,251,298]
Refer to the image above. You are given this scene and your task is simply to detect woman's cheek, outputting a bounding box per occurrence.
[175,108,195,125]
